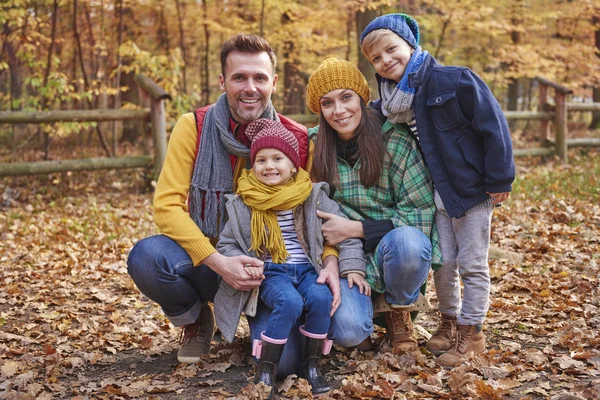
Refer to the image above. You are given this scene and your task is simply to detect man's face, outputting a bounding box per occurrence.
[219,51,278,125]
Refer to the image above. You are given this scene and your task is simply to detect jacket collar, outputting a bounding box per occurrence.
[408,53,436,88]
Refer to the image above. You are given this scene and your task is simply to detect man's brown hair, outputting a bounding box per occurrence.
[220,33,277,76]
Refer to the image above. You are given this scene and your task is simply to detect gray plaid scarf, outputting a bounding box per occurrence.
[380,48,428,124]
[189,93,278,237]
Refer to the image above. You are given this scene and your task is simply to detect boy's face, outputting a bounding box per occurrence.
[365,34,415,82]
[252,148,297,186]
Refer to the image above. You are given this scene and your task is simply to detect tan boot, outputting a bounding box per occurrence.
[384,309,417,352]
[436,324,485,369]
[426,313,457,356]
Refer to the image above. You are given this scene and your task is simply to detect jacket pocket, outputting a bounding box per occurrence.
[427,91,463,131]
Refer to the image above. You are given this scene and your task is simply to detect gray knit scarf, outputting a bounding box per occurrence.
[380,48,428,124]
[189,93,279,237]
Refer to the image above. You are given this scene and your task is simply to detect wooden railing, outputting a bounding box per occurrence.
[1,76,597,177]
[0,74,171,177]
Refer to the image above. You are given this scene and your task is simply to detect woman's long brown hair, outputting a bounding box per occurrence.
[311,99,385,189]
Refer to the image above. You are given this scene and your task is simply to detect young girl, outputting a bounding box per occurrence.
[307,58,441,353]
[215,118,369,397]
[360,14,515,368]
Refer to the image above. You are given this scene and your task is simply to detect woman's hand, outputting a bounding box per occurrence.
[346,272,371,296]
[317,210,364,246]
[317,255,341,316]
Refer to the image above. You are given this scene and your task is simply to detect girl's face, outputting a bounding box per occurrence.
[365,34,414,82]
[252,148,297,186]
[319,89,362,141]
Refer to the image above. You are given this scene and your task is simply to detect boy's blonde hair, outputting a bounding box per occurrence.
[360,29,399,59]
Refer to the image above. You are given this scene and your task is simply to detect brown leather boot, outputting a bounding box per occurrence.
[436,324,485,369]
[426,313,457,356]
[384,309,417,352]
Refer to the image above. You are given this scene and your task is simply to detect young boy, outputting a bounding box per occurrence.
[360,13,515,368]
[215,118,370,396]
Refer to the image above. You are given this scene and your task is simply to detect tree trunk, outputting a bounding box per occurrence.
[201,0,210,104]
[41,0,60,160]
[158,5,170,54]
[356,8,379,98]
[174,0,188,94]
[507,4,523,130]
[281,11,306,114]
[112,0,125,154]
[591,15,600,129]
[73,0,111,156]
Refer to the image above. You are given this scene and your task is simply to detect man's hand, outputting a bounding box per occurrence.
[317,255,341,316]
[487,191,510,206]
[202,252,264,291]
[317,210,363,246]
[346,272,371,296]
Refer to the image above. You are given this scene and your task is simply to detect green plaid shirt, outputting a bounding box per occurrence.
[309,121,441,293]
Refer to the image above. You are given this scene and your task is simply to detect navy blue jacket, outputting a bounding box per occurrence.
[375,55,515,218]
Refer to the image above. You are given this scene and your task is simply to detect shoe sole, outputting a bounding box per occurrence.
[177,355,203,364]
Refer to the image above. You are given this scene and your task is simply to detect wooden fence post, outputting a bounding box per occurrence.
[538,82,550,144]
[535,77,573,161]
[150,98,167,175]
[555,91,568,162]
[134,74,172,176]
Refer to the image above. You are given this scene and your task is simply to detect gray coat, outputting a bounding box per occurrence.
[214,182,366,343]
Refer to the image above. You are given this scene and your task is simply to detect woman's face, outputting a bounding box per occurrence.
[319,89,362,141]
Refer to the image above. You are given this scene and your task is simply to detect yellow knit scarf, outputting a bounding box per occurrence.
[236,168,312,263]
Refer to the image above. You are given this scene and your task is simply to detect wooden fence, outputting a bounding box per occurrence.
[1,76,599,177]
[0,74,171,177]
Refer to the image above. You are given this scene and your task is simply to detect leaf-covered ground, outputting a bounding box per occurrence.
[1,149,599,400]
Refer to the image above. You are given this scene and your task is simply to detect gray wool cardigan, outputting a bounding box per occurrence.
[214,182,366,343]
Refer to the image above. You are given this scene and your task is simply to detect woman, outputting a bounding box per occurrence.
[306,58,442,351]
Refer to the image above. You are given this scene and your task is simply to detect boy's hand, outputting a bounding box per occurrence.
[317,255,341,316]
[347,272,371,296]
[487,191,510,205]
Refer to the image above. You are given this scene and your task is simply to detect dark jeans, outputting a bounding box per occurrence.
[259,262,332,340]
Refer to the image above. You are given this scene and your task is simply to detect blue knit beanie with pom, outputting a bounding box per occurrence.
[360,13,420,49]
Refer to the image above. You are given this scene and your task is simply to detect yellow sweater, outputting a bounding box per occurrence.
[153,112,335,266]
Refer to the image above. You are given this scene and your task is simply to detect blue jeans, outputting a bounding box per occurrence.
[249,276,373,378]
[375,226,432,306]
[260,262,332,340]
[127,235,218,327]
[127,235,374,378]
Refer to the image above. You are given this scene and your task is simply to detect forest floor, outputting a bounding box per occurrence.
[0,142,599,399]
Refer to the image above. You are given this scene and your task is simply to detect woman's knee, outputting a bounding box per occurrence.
[380,227,431,272]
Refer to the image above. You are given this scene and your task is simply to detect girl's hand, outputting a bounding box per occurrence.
[242,264,265,281]
[317,210,364,246]
[347,272,371,296]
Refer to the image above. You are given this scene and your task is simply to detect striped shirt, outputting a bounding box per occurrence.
[265,209,310,264]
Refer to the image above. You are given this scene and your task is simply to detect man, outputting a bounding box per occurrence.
[127,34,373,377]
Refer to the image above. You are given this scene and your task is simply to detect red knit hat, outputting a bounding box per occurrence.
[245,119,300,168]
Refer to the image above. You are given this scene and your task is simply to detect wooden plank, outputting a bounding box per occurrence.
[503,111,553,120]
[567,102,600,112]
[0,109,150,124]
[134,74,172,101]
[534,76,573,94]
[513,148,555,157]
[0,156,153,176]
